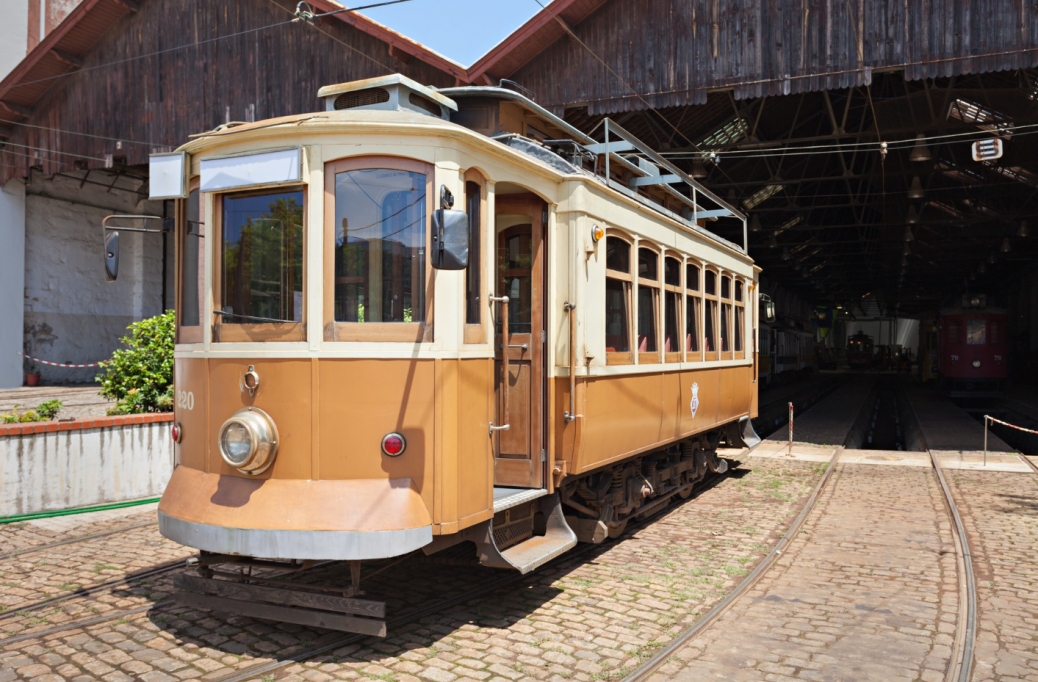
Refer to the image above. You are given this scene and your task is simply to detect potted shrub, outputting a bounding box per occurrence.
[24,358,40,387]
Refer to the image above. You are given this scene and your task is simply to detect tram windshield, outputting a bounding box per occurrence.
[334,169,426,324]
[219,190,304,325]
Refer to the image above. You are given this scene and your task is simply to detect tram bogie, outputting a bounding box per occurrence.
[116,74,763,634]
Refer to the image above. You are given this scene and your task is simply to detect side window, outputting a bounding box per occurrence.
[686,263,701,357]
[703,269,718,355]
[637,247,660,361]
[605,235,632,362]
[178,182,204,343]
[720,274,732,354]
[734,280,745,354]
[324,157,431,342]
[464,175,484,342]
[663,255,682,359]
[214,188,305,342]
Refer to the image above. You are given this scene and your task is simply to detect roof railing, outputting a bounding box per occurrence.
[583,118,748,253]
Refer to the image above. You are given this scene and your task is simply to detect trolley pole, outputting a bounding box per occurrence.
[983,415,989,467]
[788,402,794,457]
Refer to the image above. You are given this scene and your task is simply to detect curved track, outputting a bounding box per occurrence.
[625,382,979,682]
[0,520,156,562]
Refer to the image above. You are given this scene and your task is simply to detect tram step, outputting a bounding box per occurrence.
[477,492,577,574]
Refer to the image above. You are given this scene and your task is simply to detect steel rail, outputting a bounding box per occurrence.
[623,445,843,681]
[0,521,157,562]
[0,560,185,623]
[211,461,757,682]
[899,388,977,682]
[0,601,174,648]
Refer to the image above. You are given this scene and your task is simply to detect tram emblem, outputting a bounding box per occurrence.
[690,382,700,419]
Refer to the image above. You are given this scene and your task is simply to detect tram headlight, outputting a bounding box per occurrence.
[972,359,982,368]
[218,407,279,475]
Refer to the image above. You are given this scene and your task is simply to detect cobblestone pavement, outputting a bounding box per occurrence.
[0,506,158,557]
[0,386,115,422]
[947,469,1038,682]
[0,456,825,682]
[655,462,960,682]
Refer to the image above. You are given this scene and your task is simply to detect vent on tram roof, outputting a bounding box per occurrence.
[334,87,390,110]
[409,93,442,117]
[317,74,457,120]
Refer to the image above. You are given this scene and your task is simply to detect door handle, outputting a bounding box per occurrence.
[489,295,510,435]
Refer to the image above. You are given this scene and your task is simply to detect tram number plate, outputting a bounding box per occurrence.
[177,391,195,410]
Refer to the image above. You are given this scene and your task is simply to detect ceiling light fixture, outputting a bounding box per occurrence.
[1018,220,1030,238]
[910,133,932,163]
[907,176,925,199]
[1001,237,1012,253]
[905,205,919,224]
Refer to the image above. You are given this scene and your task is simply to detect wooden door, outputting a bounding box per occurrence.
[494,195,546,489]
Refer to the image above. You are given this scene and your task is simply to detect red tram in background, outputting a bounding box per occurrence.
[846,331,874,368]
[938,295,1007,396]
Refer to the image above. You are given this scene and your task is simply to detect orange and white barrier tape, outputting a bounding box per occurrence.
[18,352,107,369]
[985,415,1038,436]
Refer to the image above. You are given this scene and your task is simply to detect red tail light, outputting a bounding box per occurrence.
[381,433,406,456]
[171,422,183,444]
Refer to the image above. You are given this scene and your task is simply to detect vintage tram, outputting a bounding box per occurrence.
[846,330,875,368]
[938,296,1007,396]
[108,75,763,635]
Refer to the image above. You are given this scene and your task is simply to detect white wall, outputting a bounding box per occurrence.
[0,179,26,388]
[23,172,168,383]
[845,318,920,354]
[0,0,28,82]
[0,421,172,515]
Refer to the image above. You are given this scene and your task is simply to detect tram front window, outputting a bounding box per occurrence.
[219,190,304,327]
[334,169,427,324]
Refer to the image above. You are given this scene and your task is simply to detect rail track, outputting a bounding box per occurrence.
[0,519,157,562]
[625,379,979,682]
[2,387,844,675]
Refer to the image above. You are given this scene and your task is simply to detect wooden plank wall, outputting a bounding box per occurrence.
[0,0,455,184]
[508,0,1038,115]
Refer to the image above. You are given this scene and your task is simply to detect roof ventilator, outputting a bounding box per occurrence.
[318,74,458,120]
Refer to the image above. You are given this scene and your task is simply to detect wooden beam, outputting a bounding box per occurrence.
[50,49,83,69]
[0,100,31,118]
[109,0,139,12]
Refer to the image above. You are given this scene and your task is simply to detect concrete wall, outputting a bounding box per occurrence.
[0,180,26,388]
[0,419,173,516]
[22,172,170,384]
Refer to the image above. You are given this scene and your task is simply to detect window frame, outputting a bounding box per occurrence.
[685,259,703,362]
[734,278,746,359]
[720,272,733,358]
[703,266,720,361]
[212,185,308,343]
[463,169,487,344]
[323,156,434,343]
[663,252,683,363]
[604,231,634,365]
[176,176,204,345]
[635,244,662,364]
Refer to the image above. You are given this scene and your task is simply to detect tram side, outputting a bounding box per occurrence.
[118,76,761,631]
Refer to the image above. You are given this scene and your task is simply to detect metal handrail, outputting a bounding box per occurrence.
[489,296,510,434]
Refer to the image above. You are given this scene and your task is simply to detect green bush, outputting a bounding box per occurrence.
[1,399,63,423]
[96,311,175,415]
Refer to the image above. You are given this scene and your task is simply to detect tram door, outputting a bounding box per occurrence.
[494,195,546,489]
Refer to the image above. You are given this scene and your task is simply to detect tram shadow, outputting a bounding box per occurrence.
[130,460,747,671]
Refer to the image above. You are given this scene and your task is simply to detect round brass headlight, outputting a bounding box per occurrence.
[218,407,279,475]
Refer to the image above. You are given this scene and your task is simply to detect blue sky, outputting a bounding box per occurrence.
[358,0,545,66]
